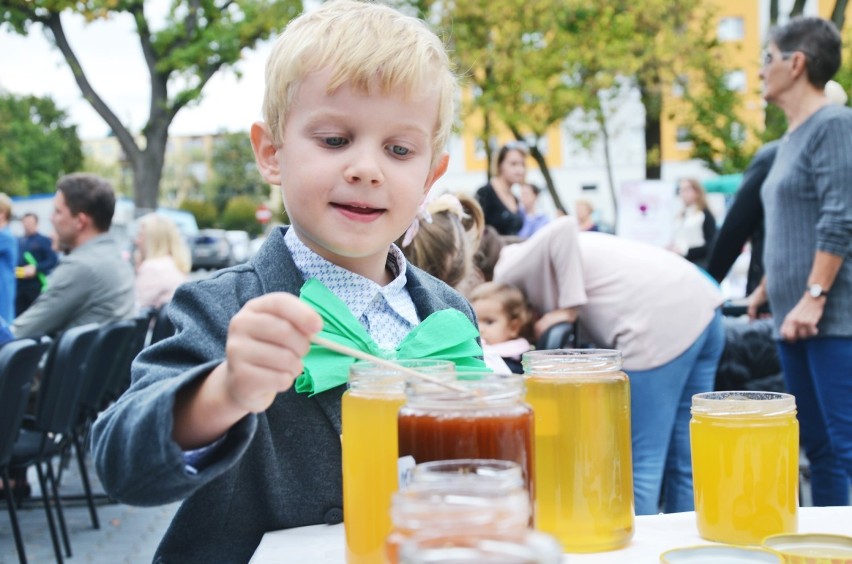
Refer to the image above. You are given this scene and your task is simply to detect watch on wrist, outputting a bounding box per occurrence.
[807,283,827,299]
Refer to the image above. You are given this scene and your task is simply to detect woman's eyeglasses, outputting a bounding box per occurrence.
[763,51,796,66]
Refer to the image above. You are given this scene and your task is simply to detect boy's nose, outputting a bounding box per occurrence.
[344,149,384,186]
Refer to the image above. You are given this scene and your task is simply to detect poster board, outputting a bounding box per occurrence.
[615,180,677,248]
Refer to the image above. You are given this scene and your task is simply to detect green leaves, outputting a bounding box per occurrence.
[0,93,83,196]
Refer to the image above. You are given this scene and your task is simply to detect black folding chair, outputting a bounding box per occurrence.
[10,323,99,563]
[536,321,579,350]
[148,303,176,346]
[67,319,137,529]
[0,337,52,564]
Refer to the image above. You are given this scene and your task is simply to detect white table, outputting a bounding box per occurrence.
[250,506,852,563]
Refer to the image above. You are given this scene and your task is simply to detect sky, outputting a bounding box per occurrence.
[0,8,275,140]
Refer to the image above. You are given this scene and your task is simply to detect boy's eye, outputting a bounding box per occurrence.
[323,137,347,148]
[389,145,410,156]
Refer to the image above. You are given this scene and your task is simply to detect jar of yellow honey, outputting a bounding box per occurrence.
[690,391,799,545]
[522,349,634,553]
[341,359,454,564]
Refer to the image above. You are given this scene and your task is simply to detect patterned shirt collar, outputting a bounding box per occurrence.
[283,228,419,348]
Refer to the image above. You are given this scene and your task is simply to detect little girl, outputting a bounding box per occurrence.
[469,282,533,374]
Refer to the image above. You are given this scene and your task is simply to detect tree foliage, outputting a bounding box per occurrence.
[0,0,301,210]
[179,198,217,229]
[206,131,267,211]
[0,93,83,196]
[221,195,263,236]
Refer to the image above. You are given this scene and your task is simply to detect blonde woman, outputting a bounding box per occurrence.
[134,213,190,310]
[671,178,717,268]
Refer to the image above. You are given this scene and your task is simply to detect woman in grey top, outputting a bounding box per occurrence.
[749,17,852,506]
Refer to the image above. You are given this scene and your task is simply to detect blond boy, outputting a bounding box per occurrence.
[92,2,480,561]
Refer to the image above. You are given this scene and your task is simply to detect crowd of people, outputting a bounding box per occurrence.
[0,2,849,561]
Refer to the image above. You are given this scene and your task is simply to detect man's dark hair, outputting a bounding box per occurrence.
[771,16,842,88]
[22,212,38,222]
[56,173,116,232]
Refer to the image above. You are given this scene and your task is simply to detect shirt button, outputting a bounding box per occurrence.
[324,507,343,525]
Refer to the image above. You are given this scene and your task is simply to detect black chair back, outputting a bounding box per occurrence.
[536,321,579,351]
[0,338,50,465]
[149,304,175,346]
[34,324,100,436]
[105,313,151,403]
[78,320,137,418]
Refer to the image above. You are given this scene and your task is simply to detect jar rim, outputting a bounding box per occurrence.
[410,459,524,489]
[404,372,525,405]
[691,391,796,416]
[522,348,622,374]
[349,359,455,394]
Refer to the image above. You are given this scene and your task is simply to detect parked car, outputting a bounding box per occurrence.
[190,229,233,271]
[225,230,251,264]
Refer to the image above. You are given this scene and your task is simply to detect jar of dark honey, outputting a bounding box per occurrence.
[397,372,534,501]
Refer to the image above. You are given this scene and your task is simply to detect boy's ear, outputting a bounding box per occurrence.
[251,122,281,185]
[423,151,449,195]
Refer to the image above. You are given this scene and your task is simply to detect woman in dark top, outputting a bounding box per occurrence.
[475,144,526,235]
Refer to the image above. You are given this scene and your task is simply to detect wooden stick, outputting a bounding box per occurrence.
[310,334,472,395]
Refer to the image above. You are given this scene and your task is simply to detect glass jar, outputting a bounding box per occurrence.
[386,459,530,564]
[342,359,454,564]
[522,349,634,553]
[690,391,798,545]
[397,372,534,500]
[398,531,563,564]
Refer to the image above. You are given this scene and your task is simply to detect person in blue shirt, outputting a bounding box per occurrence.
[0,193,17,324]
[15,212,58,315]
[517,183,550,239]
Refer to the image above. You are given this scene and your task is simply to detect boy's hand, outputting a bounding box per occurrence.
[223,293,323,413]
[173,293,323,449]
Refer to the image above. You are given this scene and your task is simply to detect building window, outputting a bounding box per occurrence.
[724,70,747,92]
[676,126,692,145]
[717,17,744,42]
[672,75,688,97]
[731,122,746,144]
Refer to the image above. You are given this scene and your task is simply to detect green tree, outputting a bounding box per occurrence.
[424,0,582,211]
[0,0,301,210]
[678,11,757,175]
[206,132,267,211]
[0,93,83,196]
[180,199,217,229]
[221,195,263,236]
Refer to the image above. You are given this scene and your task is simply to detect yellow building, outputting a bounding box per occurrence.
[662,0,852,164]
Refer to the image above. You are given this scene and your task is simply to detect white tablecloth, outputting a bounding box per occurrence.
[250,506,852,563]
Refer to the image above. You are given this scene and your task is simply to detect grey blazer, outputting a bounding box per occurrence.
[91,227,478,563]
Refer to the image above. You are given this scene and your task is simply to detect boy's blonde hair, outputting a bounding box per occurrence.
[137,213,192,274]
[0,193,11,222]
[262,0,457,164]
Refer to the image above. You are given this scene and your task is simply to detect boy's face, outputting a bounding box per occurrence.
[472,297,521,346]
[253,68,448,282]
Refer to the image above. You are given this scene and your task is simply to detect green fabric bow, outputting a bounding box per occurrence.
[296,278,486,395]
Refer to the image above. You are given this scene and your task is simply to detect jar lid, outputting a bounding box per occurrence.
[762,533,852,559]
[660,545,782,563]
[691,391,796,416]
